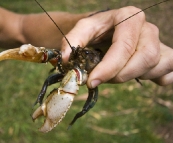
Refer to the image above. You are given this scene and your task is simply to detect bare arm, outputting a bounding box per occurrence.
[0,7,92,49]
[0,7,25,48]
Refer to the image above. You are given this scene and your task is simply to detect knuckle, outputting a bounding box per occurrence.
[122,38,136,57]
[147,23,159,36]
[166,56,173,72]
[115,75,126,83]
[77,18,88,25]
[142,54,157,69]
[126,6,142,14]
[77,18,95,30]
[118,6,145,22]
[141,46,160,69]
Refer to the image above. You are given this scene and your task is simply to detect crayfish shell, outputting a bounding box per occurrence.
[32,89,74,133]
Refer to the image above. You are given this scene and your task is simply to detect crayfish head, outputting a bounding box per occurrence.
[68,47,102,73]
[84,49,102,73]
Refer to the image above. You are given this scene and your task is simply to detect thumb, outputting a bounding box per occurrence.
[87,60,109,88]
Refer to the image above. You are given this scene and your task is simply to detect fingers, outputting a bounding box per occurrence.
[61,6,173,88]
[61,10,114,63]
[115,42,173,86]
[152,72,173,86]
[112,22,160,83]
[61,7,145,62]
[87,7,146,88]
[140,43,173,82]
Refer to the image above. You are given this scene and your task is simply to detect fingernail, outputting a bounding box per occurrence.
[90,79,101,88]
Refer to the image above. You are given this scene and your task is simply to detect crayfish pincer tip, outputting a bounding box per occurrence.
[30,114,35,122]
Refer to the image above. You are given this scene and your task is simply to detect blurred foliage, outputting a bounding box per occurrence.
[0,0,172,143]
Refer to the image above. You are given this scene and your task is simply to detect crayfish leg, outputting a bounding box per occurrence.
[135,78,143,86]
[68,87,98,129]
[34,73,64,106]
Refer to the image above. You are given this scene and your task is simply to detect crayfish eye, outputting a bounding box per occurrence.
[85,51,89,54]
[81,50,89,57]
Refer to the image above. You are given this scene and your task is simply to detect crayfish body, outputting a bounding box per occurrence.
[0,44,101,132]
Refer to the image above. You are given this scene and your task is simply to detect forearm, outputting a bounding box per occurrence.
[0,7,25,49]
[0,7,92,49]
[22,12,92,49]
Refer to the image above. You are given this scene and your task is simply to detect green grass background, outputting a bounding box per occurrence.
[0,0,173,143]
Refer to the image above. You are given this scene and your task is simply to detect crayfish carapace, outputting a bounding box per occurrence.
[0,43,102,132]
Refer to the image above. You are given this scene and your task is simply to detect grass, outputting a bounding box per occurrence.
[0,0,173,143]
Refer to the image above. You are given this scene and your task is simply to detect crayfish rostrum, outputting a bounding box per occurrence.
[0,43,102,132]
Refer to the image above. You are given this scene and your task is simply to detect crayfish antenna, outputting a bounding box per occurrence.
[35,0,74,51]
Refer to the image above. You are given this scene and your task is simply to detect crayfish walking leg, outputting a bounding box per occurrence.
[68,87,98,129]
[34,73,64,105]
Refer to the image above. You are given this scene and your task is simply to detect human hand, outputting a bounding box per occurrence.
[61,6,172,88]
[141,43,173,86]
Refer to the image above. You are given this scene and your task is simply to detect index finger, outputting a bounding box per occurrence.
[61,10,115,63]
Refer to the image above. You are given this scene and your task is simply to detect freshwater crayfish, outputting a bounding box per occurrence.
[0,0,171,133]
[0,42,101,132]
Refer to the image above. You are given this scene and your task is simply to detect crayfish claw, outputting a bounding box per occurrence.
[39,118,53,132]
[0,44,46,63]
[32,106,44,121]
[32,89,75,133]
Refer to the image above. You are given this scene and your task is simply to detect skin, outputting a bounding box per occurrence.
[0,7,172,87]
[61,7,173,87]
[0,7,92,49]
